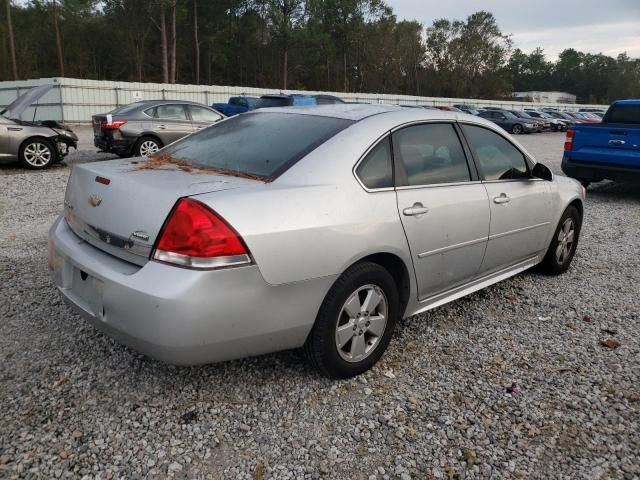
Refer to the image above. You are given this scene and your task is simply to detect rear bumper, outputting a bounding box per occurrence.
[49,215,333,365]
[562,155,640,182]
[94,136,135,155]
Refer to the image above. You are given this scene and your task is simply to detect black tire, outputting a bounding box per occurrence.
[303,262,400,379]
[133,136,162,157]
[512,124,523,135]
[539,206,581,275]
[19,138,56,170]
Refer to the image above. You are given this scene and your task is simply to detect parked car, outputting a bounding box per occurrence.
[546,111,582,124]
[537,111,572,129]
[453,104,481,115]
[578,107,606,115]
[211,96,258,116]
[508,110,544,132]
[0,84,78,169]
[92,100,225,157]
[575,112,602,122]
[524,110,567,131]
[565,111,597,124]
[562,99,640,186]
[434,106,463,112]
[478,109,538,134]
[254,94,345,109]
[50,104,584,378]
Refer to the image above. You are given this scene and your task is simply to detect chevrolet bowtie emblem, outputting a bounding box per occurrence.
[88,194,102,207]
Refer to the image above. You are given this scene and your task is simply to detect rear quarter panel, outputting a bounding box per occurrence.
[194,113,416,288]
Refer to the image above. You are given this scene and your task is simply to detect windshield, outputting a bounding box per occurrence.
[160,112,353,179]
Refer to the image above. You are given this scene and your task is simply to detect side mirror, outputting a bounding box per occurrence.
[532,162,553,181]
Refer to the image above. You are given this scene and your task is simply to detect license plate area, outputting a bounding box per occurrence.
[70,266,104,318]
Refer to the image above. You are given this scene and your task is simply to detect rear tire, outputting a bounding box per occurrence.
[539,206,581,275]
[19,138,56,170]
[133,136,162,157]
[303,262,399,379]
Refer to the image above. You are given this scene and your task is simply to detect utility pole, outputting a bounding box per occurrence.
[6,0,18,80]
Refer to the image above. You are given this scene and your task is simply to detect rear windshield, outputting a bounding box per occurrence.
[161,112,353,179]
[604,104,640,124]
[255,97,290,108]
[109,102,147,114]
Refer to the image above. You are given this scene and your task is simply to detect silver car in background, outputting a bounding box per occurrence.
[92,100,225,157]
[0,84,78,169]
[50,105,585,378]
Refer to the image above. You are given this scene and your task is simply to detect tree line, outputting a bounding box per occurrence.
[1,1,639,104]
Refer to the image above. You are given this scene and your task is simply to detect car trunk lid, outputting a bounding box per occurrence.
[64,158,261,266]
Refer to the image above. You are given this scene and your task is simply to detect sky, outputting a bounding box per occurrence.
[388,0,640,60]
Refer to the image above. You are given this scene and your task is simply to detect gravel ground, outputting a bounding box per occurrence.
[1,129,639,480]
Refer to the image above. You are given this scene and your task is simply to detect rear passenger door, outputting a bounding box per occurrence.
[460,123,552,274]
[188,105,224,132]
[153,103,193,144]
[392,123,491,299]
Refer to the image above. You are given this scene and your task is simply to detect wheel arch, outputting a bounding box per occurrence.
[137,133,164,147]
[19,135,59,161]
[345,252,412,319]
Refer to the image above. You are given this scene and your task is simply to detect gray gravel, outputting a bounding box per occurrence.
[1,129,639,479]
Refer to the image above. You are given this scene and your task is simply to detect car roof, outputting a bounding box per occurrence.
[251,104,402,121]
[130,99,211,107]
[248,103,494,124]
[613,100,640,105]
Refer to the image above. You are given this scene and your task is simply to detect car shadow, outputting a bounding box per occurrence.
[586,181,640,202]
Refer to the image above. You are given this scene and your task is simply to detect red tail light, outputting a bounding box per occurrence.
[564,128,575,151]
[101,119,128,130]
[152,198,252,269]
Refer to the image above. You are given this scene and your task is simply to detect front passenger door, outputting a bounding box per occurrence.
[188,105,224,132]
[393,123,491,300]
[461,123,552,274]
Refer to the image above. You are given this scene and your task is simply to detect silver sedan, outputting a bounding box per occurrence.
[49,105,585,378]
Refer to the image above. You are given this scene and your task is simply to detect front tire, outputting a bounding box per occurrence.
[303,262,399,379]
[19,138,56,169]
[540,206,581,275]
[512,124,523,134]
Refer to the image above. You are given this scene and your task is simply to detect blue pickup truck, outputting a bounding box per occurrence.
[562,100,640,186]
[211,96,259,116]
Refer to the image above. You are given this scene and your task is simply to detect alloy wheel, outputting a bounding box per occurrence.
[139,140,160,156]
[555,218,575,264]
[23,142,52,167]
[335,284,388,363]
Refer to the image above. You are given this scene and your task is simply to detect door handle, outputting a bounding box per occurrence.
[493,193,510,204]
[609,139,625,146]
[157,124,167,130]
[403,203,429,216]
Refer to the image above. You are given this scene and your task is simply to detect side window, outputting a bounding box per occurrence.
[143,107,157,118]
[238,99,248,108]
[393,123,470,186]
[190,106,223,123]
[461,124,529,181]
[355,138,393,189]
[156,104,188,120]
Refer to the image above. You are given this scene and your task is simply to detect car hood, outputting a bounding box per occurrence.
[0,84,54,119]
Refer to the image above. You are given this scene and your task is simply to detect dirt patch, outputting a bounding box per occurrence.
[130,152,271,182]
